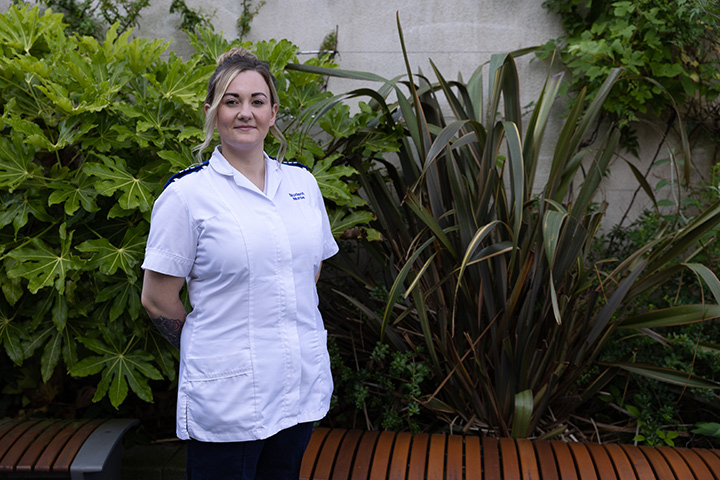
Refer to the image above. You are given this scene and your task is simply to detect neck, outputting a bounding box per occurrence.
[220,145,266,191]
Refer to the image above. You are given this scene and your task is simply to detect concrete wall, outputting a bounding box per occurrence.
[1,0,707,227]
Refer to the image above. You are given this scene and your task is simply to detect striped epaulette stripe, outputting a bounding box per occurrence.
[282,161,310,171]
[163,160,210,189]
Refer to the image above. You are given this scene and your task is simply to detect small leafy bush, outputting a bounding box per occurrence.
[540,0,720,124]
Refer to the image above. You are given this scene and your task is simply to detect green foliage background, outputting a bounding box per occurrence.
[0,5,384,412]
[540,0,720,155]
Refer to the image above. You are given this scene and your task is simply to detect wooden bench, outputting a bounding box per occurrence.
[300,427,720,479]
[0,418,138,479]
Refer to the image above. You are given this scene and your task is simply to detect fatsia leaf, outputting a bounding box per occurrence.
[0,128,42,191]
[6,224,83,294]
[70,337,162,407]
[83,154,155,212]
[96,277,142,322]
[327,210,376,239]
[146,54,213,106]
[76,226,147,276]
[311,156,357,205]
[0,5,64,54]
[0,311,25,364]
[146,332,178,381]
[48,172,100,215]
[40,329,63,383]
[0,193,53,236]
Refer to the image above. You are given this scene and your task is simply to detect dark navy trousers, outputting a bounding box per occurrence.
[185,422,314,480]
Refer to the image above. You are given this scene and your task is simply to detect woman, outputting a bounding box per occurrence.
[141,48,338,480]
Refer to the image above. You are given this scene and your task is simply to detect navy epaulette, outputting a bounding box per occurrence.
[282,161,310,171]
[163,160,210,189]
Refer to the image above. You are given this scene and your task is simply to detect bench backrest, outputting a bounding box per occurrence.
[300,427,720,479]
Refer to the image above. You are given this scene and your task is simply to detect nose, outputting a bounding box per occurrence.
[237,101,252,120]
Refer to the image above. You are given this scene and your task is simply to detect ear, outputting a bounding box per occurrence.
[269,103,278,126]
[203,103,211,116]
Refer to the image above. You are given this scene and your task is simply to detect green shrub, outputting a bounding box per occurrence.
[301,15,720,439]
[0,5,381,414]
[540,0,720,154]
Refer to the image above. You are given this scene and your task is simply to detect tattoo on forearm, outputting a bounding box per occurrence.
[151,316,183,349]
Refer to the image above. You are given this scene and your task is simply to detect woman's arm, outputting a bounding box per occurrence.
[315,262,323,283]
[141,270,187,349]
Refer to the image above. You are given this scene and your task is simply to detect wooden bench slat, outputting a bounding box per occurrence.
[677,447,717,479]
[618,444,656,479]
[533,440,560,480]
[368,431,395,480]
[603,443,638,480]
[568,442,598,480]
[426,433,446,480]
[298,427,720,480]
[584,443,617,479]
[302,427,339,480]
[350,430,379,480]
[299,426,329,480]
[549,441,580,480]
[446,435,463,480]
[638,445,676,480]
[693,448,720,478]
[15,420,73,473]
[51,419,104,472]
[34,420,89,472]
[388,432,412,479]
[0,420,24,444]
[407,433,429,480]
[0,419,55,472]
[517,438,541,479]
[483,436,502,479]
[0,419,40,467]
[500,437,522,480]
[330,429,363,480]
[388,432,412,480]
[464,434,482,480]
[656,445,695,478]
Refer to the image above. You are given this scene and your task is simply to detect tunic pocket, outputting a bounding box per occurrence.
[183,350,257,438]
[185,350,252,381]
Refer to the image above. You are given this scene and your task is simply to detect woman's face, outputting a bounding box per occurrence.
[211,70,278,156]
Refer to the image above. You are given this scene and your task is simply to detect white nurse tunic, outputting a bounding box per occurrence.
[141,147,339,442]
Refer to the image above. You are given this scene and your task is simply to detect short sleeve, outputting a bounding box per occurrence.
[312,179,339,261]
[142,185,196,277]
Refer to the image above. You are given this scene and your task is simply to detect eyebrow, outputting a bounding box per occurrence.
[222,92,269,99]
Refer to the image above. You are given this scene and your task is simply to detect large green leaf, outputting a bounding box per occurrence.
[7,224,82,294]
[76,226,147,276]
[48,172,101,215]
[0,129,42,191]
[145,54,214,106]
[0,5,65,55]
[83,155,155,212]
[0,311,25,364]
[70,336,163,407]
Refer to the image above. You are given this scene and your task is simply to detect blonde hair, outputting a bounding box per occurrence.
[193,47,286,163]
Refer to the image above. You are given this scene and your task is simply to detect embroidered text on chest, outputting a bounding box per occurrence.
[289,192,306,201]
